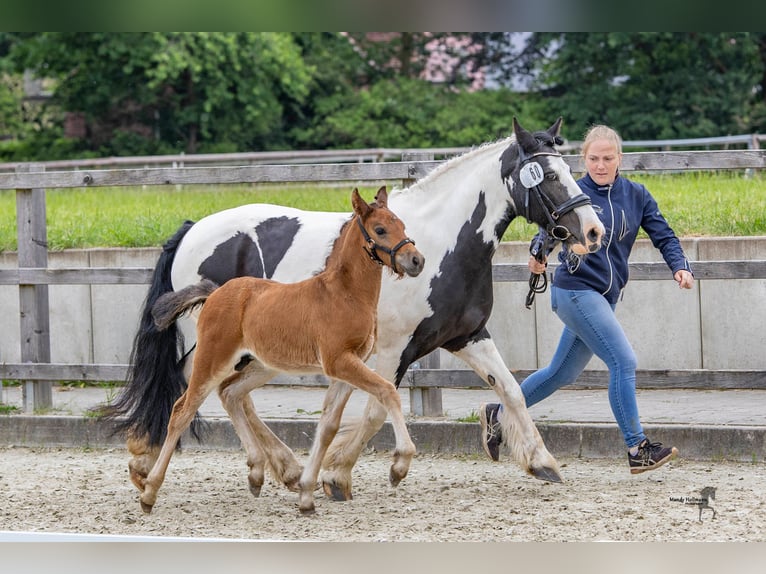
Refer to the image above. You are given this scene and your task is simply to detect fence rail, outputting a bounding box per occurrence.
[1,132,764,173]
[2,148,766,413]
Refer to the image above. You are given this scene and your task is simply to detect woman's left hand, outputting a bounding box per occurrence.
[675,269,694,289]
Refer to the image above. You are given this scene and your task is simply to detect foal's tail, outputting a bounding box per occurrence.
[99,220,198,447]
[152,279,218,331]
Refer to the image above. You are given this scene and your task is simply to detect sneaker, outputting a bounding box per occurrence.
[628,439,678,474]
[479,403,503,462]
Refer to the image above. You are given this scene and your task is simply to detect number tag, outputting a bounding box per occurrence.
[520,162,544,188]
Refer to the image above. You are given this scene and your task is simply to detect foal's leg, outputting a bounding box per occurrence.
[298,380,354,514]
[318,356,415,504]
[218,371,303,496]
[320,361,396,502]
[126,347,198,491]
[139,380,217,513]
[453,338,562,482]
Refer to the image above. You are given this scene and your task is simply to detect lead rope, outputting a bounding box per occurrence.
[525,231,554,309]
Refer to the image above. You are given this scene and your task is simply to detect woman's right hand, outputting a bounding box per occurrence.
[528,255,547,274]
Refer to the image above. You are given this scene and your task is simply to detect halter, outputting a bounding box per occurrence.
[512,147,592,309]
[356,216,415,274]
[513,150,592,241]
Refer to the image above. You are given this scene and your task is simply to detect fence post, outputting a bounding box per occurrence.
[15,163,52,411]
[401,151,443,417]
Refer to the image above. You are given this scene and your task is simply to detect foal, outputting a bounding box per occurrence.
[140,187,424,514]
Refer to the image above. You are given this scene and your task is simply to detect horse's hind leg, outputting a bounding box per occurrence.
[453,338,562,482]
[126,434,160,492]
[218,372,303,496]
[298,379,354,514]
[242,398,303,492]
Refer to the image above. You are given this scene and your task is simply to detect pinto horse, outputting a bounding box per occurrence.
[137,187,423,514]
[107,117,604,503]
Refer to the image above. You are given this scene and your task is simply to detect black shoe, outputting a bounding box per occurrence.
[479,403,503,462]
[628,439,678,474]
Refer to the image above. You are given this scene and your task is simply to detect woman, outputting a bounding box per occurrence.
[481,124,695,474]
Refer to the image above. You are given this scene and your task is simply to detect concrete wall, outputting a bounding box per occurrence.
[1,238,765,375]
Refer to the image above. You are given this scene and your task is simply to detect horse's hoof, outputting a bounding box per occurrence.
[248,483,262,498]
[322,480,352,501]
[530,465,563,483]
[299,505,316,516]
[389,467,407,488]
[139,499,154,514]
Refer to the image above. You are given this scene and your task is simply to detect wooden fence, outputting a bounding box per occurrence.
[1,149,766,413]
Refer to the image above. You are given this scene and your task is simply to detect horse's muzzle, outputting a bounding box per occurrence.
[398,248,425,277]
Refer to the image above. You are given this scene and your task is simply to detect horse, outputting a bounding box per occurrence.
[135,187,424,514]
[105,116,604,503]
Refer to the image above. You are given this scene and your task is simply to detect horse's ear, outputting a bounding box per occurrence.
[374,186,388,207]
[351,188,372,218]
[512,116,537,151]
[548,117,564,138]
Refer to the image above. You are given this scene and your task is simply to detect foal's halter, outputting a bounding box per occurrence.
[513,150,592,241]
[356,216,415,274]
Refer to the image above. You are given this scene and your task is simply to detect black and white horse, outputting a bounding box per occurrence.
[107,117,604,501]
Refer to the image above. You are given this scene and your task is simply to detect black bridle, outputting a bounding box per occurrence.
[515,151,592,241]
[356,216,415,274]
[510,149,592,308]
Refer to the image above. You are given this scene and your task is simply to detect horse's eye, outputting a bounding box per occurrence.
[375,226,386,236]
[545,173,557,181]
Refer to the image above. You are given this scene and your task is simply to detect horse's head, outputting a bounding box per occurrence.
[352,186,425,278]
[502,117,604,256]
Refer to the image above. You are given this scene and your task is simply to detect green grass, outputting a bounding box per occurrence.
[1,173,765,252]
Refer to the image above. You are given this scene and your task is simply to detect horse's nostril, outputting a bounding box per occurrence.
[587,227,602,243]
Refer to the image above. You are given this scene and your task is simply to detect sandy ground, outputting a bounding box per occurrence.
[1,446,764,542]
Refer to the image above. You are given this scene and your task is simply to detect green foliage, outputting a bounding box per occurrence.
[4,33,313,156]
[527,32,764,140]
[1,32,766,160]
[295,77,541,148]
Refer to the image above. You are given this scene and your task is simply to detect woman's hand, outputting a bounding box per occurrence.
[528,255,547,275]
[675,269,694,289]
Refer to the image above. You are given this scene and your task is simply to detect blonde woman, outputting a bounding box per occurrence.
[481,124,694,474]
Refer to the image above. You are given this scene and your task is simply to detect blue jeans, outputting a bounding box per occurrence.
[521,286,645,449]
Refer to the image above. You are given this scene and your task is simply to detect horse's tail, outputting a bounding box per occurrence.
[152,279,218,331]
[99,220,197,447]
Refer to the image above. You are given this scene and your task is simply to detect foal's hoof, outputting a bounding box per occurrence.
[299,504,316,516]
[389,467,408,488]
[322,480,352,502]
[248,483,262,498]
[530,465,563,483]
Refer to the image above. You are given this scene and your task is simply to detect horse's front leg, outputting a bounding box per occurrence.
[452,337,562,482]
[298,379,354,514]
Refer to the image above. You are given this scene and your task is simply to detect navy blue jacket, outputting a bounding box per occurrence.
[540,173,692,304]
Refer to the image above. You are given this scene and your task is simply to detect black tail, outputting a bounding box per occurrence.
[99,220,200,446]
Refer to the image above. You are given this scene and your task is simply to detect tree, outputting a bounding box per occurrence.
[515,33,763,141]
[6,33,314,155]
